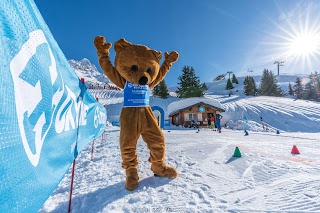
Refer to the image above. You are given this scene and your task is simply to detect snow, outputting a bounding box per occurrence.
[68,58,111,86]
[167,97,224,116]
[38,66,320,212]
[39,127,320,212]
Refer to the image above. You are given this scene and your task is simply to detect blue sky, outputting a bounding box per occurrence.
[34,0,320,87]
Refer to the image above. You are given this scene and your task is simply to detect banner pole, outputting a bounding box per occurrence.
[67,92,83,213]
[68,159,76,213]
[91,140,95,161]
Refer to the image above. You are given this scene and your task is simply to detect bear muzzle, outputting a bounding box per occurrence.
[139,76,148,85]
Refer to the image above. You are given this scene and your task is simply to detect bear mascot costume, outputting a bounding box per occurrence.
[94,36,179,191]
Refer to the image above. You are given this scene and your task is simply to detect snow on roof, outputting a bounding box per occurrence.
[167,97,224,116]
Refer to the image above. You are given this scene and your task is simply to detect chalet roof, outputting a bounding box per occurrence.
[167,97,225,116]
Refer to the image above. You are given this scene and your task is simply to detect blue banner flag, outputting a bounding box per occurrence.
[0,1,106,212]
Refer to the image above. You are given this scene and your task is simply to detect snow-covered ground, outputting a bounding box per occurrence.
[40,127,320,212]
[42,60,320,212]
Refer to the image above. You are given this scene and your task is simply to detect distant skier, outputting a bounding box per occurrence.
[260,116,265,130]
[216,113,223,133]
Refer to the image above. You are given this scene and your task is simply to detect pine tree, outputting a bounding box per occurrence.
[232,74,239,84]
[315,72,320,101]
[226,79,234,90]
[158,79,170,99]
[288,83,294,96]
[293,77,304,99]
[243,76,257,96]
[202,83,208,91]
[303,82,314,100]
[152,83,161,97]
[258,69,283,97]
[310,72,320,101]
[176,66,205,98]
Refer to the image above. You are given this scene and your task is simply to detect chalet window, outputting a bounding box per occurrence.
[175,116,179,124]
[188,113,197,122]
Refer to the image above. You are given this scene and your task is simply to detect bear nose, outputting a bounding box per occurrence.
[139,76,148,85]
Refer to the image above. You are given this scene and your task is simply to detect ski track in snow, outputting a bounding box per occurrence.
[204,94,320,133]
[40,127,320,213]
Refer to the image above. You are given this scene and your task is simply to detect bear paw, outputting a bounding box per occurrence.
[94,36,112,57]
[164,51,179,63]
[125,168,139,191]
[151,163,178,178]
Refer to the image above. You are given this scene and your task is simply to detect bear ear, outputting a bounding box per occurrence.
[114,38,132,53]
[150,50,162,63]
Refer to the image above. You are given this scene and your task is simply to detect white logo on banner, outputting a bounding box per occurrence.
[94,107,107,128]
[10,30,88,167]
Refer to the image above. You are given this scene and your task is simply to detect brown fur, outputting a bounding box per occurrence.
[94,36,179,191]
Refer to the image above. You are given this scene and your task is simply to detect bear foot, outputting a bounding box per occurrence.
[125,168,139,191]
[151,163,178,178]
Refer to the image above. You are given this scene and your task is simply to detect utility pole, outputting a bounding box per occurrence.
[227,71,233,79]
[274,61,284,76]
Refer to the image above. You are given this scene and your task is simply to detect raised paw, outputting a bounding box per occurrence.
[164,51,179,63]
[94,36,112,57]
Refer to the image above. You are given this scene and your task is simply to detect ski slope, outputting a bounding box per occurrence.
[40,127,320,212]
[39,66,320,212]
[205,95,320,133]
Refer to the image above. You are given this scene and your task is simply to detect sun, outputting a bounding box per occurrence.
[288,32,320,56]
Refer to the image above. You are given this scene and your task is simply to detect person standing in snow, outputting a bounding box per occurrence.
[216,113,223,133]
[260,116,265,130]
[210,115,215,130]
[208,114,212,128]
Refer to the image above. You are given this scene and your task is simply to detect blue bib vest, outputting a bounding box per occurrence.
[123,81,150,107]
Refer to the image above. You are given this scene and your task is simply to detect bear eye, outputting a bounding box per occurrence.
[147,68,152,74]
[131,65,138,71]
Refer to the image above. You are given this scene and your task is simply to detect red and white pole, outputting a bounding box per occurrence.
[68,159,76,213]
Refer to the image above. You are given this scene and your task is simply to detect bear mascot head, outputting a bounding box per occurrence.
[94,36,179,191]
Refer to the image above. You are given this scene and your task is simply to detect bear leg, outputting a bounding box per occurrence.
[141,107,178,178]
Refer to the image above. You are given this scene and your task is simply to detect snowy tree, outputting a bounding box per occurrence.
[288,83,294,96]
[232,74,239,84]
[293,77,304,99]
[258,69,283,97]
[226,79,234,90]
[176,66,205,98]
[243,76,257,96]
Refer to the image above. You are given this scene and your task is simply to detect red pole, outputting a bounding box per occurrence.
[91,140,95,161]
[68,159,76,213]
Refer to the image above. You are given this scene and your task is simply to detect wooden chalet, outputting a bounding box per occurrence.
[167,97,225,128]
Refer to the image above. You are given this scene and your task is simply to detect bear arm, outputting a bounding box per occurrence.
[149,60,172,89]
[99,56,126,89]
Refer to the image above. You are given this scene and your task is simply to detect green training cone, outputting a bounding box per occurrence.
[233,147,242,157]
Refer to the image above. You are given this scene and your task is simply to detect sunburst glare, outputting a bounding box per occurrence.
[288,32,320,57]
[250,2,320,75]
